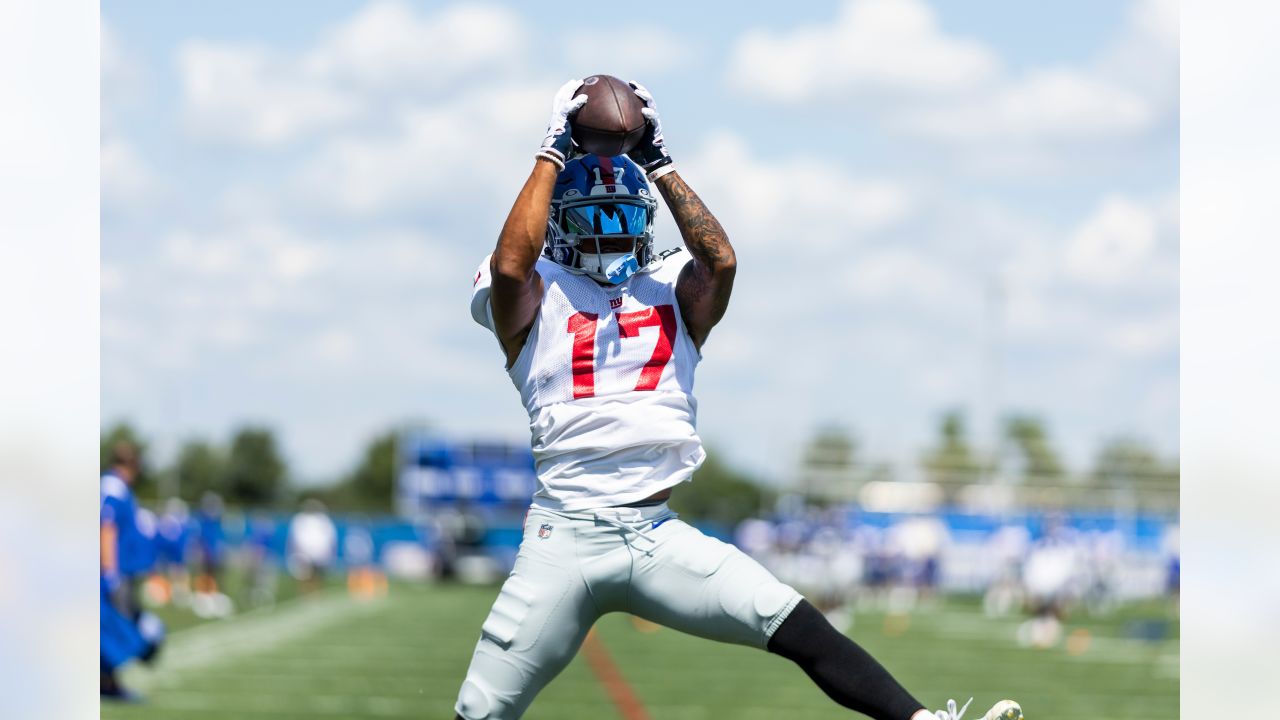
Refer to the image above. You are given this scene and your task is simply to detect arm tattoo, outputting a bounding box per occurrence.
[658,173,733,274]
[656,172,736,347]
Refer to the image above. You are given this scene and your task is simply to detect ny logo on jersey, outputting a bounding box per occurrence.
[538,523,554,539]
[609,296,623,309]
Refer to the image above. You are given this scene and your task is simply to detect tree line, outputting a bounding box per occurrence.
[100,419,770,523]
[102,411,1177,521]
[807,411,1179,510]
[99,422,396,512]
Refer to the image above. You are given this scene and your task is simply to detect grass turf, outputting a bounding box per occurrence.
[104,583,1177,719]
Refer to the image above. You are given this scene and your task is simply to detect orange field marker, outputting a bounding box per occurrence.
[581,627,650,720]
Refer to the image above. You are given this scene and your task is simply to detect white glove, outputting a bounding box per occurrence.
[626,81,675,179]
[535,79,588,170]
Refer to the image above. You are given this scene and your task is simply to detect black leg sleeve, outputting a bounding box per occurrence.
[767,599,927,720]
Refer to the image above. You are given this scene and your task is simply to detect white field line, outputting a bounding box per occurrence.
[918,625,1178,662]
[147,688,606,717]
[867,609,1180,663]
[126,591,387,691]
[148,690,419,717]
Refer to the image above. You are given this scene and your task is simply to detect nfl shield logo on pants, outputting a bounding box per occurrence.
[538,523,553,539]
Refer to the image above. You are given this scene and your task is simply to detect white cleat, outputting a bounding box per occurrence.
[932,698,1024,720]
[981,700,1023,720]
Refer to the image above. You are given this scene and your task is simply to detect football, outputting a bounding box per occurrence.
[572,74,647,157]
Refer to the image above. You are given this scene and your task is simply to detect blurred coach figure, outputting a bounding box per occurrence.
[288,499,338,593]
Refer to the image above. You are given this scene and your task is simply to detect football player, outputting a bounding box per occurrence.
[100,441,164,699]
[456,79,1022,720]
[193,491,225,595]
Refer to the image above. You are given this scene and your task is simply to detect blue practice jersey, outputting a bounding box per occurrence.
[156,512,191,566]
[100,472,136,581]
[196,510,225,562]
[100,472,155,578]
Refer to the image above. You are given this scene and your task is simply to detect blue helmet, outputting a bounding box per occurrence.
[544,154,658,285]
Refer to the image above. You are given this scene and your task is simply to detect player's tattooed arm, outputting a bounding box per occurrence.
[490,158,557,367]
[655,171,737,349]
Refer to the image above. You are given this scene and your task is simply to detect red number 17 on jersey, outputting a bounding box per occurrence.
[567,305,677,399]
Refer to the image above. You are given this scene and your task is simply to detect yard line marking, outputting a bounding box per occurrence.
[582,627,650,720]
[164,586,347,640]
[147,690,417,717]
[1155,652,1179,678]
[126,590,386,692]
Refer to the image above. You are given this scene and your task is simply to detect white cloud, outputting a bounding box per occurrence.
[115,220,459,362]
[846,247,964,307]
[910,1,1176,161]
[101,263,124,295]
[562,28,694,79]
[101,26,160,214]
[727,0,1177,175]
[101,21,125,88]
[179,41,360,146]
[682,131,911,248]
[310,327,357,366]
[101,20,145,128]
[168,2,553,217]
[163,230,244,278]
[1109,0,1179,82]
[100,138,159,211]
[273,238,325,281]
[205,316,257,350]
[1103,314,1178,358]
[728,0,999,103]
[176,1,528,147]
[1065,195,1159,286]
[162,223,328,286]
[978,190,1178,372]
[902,68,1152,143]
[101,22,132,110]
[310,1,525,92]
[101,14,154,233]
[1132,0,1179,48]
[293,84,545,216]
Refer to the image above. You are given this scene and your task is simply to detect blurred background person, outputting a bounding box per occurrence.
[983,522,1031,618]
[892,514,949,607]
[150,498,192,607]
[287,499,338,594]
[1163,523,1180,614]
[343,519,387,600]
[191,492,232,618]
[100,441,164,700]
[192,492,225,595]
[244,511,280,608]
[1018,516,1082,648]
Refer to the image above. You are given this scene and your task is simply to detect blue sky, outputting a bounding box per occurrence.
[101,0,1179,484]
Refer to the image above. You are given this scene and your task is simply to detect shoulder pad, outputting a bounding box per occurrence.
[644,246,690,283]
[101,473,130,501]
[470,254,494,329]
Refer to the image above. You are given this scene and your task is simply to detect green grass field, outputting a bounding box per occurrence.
[104,583,1177,719]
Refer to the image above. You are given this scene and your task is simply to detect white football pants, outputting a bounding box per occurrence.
[454,502,803,719]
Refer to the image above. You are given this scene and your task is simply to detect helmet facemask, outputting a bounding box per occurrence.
[544,156,658,285]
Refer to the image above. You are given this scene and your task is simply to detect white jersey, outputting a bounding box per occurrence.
[471,252,705,511]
